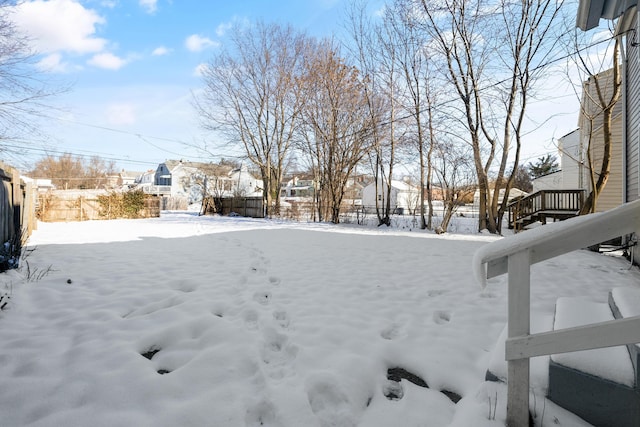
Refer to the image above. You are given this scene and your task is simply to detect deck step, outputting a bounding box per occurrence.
[609,287,640,387]
[548,297,639,427]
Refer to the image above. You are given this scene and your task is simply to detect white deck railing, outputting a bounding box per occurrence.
[142,185,172,195]
[474,199,640,426]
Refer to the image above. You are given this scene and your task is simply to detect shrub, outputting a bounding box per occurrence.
[97,189,148,219]
[0,228,25,272]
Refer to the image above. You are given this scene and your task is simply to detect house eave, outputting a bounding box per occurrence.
[577,0,604,31]
[577,0,638,31]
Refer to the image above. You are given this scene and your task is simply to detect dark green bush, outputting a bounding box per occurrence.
[98,189,148,219]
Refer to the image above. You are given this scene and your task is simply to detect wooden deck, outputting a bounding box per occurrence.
[507,189,585,231]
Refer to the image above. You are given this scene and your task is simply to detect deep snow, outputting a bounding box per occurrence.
[0,211,638,426]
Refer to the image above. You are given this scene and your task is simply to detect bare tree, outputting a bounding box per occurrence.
[432,138,475,233]
[30,154,115,190]
[344,1,398,227]
[195,22,308,217]
[298,40,376,223]
[563,26,622,214]
[420,0,563,233]
[0,1,63,162]
[84,156,116,189]
[384,0,442,230]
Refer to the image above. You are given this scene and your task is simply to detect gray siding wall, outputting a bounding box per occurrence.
[626,11,640,202]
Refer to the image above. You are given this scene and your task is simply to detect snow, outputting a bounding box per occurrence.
[1,211,639,426]
[472,199,640,287]
[486,313,555,392]
[552,297,635,387]
[612,286,640,318]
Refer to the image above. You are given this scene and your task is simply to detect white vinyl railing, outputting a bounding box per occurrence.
[474,199,640,426]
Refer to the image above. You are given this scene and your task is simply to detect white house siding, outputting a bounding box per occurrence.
[579,67,624,212]
[361,180,419,212]
[626,10,640,203]
[362,181,399,210]
[582,114,624,212]
[559,129,581,189]
[532,171,562,192]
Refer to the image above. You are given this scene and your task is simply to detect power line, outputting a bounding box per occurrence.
[20,26,618,174]
[51,116,194,147]
[2,143,160,168]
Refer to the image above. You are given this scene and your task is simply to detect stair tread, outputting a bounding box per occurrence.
[552,297,635,387]
[611,287,640,318]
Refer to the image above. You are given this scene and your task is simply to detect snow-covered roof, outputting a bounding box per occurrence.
[364,179,419,192]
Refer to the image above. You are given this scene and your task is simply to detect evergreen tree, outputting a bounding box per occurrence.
[528,154,559,179]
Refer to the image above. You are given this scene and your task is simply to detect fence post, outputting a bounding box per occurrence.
[507,249,531,426]
[12,169,21,240]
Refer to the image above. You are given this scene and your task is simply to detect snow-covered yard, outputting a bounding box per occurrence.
[1,212,639,426]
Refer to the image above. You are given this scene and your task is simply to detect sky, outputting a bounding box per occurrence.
[8,0,588,174]
[9,0,369,172]
[2,211,635,425]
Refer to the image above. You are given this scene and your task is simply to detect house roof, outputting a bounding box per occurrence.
[119,170,143,179]
[365,179,419,191]
[576,0,637,31]
[162,160,233,176]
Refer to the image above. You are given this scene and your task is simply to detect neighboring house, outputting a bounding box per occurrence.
[532,170,563,192]
[152,160,262,204]
[118,170,143,189]
[281,176,316,198]
[579,67,625,212]
[135,170,156,190]
[577,0,639,259]
[227,164,262,197]
[531,67,624,213]
[472,187,527,208]
[361,179,420,214]
[577,0,640,210]
[559,128,581,188]
[21,177,56,192]
[531,129,578,192]
[483,6,640,427]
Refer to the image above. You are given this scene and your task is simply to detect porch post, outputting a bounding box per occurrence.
[506,249,531,426]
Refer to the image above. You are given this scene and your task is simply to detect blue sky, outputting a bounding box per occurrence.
[11,0,582,174]
[11,0,370,172]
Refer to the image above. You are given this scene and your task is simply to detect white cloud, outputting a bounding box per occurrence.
[185,34,218,52]
[139,0,157,14]
[216,22,233,37]
[36,53,71,73]
[152,46,171,56]
[215,17,249,37]
[88,52,127,70]
[193,63,207,77]
[12,0,107,54]
[106,103,136,125]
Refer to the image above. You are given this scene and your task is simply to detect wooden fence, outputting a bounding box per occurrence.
[38,192,160,222]
[201,196,264,218]
[0,162,36,246]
